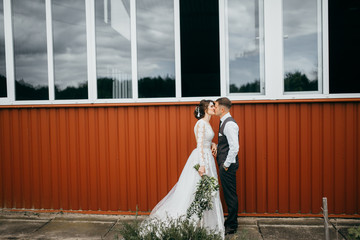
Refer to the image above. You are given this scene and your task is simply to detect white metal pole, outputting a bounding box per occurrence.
[323,197,330,240]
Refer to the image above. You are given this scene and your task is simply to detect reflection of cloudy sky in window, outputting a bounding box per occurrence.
[2,0,320,90]
[136,0,175,79]
[52,0,87,90]
[228,0,262,88]
[12,0,48,87]
[283,0,320,81]
[6,0,176,89]
[0,1,6,77]
[95,0,132,81]
[228,0,321,87]
[8,0,89,89]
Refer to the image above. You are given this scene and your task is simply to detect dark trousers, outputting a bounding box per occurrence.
[219,162,238,230]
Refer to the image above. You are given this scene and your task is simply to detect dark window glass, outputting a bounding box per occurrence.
[13,0,49,100]
[137,0,175,98]
[0,0,6,98]
[52,0,88,99]
[329,0,360,93]
[180,0,220,97]
[95,0,132,99]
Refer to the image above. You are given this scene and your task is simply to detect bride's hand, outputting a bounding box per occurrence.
[198,165,205,176]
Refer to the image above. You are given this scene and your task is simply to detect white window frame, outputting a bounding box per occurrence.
[0,0,359,106]
[0,0,12,105]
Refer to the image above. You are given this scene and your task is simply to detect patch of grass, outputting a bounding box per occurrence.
[117,216,223,240]
[348,226,360,240]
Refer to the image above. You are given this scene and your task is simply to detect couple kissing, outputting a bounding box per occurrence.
[142,97,239,238]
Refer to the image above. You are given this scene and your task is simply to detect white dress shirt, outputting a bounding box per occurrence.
[220,112,239,168]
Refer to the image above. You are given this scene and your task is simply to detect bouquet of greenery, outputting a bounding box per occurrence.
[186,164,220,220]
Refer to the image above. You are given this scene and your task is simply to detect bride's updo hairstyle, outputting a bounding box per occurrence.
[194,99,214,120]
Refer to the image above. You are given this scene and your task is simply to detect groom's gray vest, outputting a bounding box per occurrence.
[216,117,239,167]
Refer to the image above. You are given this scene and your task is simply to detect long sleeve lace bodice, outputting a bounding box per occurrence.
[194,119,214,172]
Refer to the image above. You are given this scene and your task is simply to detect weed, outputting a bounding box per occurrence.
[348,226,360,240]
[118,216,223,240]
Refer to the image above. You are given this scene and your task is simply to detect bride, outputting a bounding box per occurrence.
[142,99,225,238]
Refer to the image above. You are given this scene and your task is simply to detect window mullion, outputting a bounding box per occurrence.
[3,0,14,102]
[130,0,138,100]
[263,0,283,98]
[45,0,54,101]
[174,0,181,99]
[86,0,97,102]
[259,0,265,94]
[219,0,227,97]
[322,0,329,95]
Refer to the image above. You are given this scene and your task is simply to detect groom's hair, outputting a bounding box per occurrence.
[216,97,232,110]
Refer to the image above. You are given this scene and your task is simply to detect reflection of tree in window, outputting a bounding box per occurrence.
[138,76,175,98]
[230,80,260,93]
[284,71,317,92]
[15,79,48,100]
[55,83,88,100]
[12,78,88,100]
[97,78,131,99]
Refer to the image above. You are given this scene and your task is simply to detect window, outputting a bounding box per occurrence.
[136,0,175,98]
[283,0,322,93]
[328,0,360,93]
[0,0,6,98]
[227,0,264,94]
[180,0,220,97]
[52,0,88,99]
[12,0,48,100]
[0,0,359,105]
[95,0,132,99]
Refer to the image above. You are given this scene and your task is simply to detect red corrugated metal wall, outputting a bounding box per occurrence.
[0,101,359,216]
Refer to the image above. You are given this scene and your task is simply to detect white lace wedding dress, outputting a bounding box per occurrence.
[143,119,225,238]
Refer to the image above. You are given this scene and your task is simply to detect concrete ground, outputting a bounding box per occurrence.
[0,210,359,239]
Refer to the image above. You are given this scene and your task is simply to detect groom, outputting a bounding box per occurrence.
[212,97,239,235]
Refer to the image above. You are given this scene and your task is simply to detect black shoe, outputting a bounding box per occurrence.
[225,227,237,235]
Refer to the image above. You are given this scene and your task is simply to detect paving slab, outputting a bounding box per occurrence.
[230,226,262,240]
[258,217,343,240]
[0,217,49,239]
[103,216,146,240]
[238,217,258,226]
[330,218,360,240]
[258,217,325,226]
[29,215,118,239]
[233,217,262,240]
[259,225,341,240]
[330,218,360,227]
[0,212,52,239]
